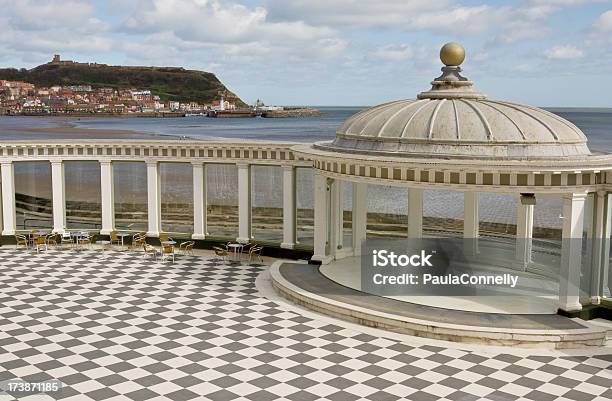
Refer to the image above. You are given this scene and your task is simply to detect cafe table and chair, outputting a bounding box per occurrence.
[226,242,244,261]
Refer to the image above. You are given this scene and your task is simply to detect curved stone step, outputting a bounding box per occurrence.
[270,262,607,349]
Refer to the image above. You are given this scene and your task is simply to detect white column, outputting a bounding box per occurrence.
[281,165,296,249]
[408,188,423,238]
[559,192,587,312]
[192,162,206,240]
[146,161,161,237]
[312,173,331,264]
[51,161,66,233]
[601,192,612,298]
[329,179,342,257]
[464,191,479,255]
[515,195,534,269]
[100,161,115,235]
[1,162,16,235]
[591,191,611,301]
[352,182,368,255]
[237,163,251,243]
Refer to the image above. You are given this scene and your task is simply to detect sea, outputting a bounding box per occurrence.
[1,106,610,148]
[1,107,611,230]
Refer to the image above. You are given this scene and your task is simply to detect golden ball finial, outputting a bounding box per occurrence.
[440,42,465,67]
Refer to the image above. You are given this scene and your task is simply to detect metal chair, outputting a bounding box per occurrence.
[30,230,40,247]
[61,232,73,248]
[109,231,121,246]
[179,241,195,255]
[213,246,229,262]
[159,233,173,243]
[76,232,91,249]
[35,236,48,253]
[248,245,264,263]
[46,233,59,248]
[143,243,158,260]
[241,242,253,256]
[15,234,29,250]
[132,233,146,250]
[160,244,175,262]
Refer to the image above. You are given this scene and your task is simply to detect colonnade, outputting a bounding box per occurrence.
[0,160,299,249]
[311,173,612,312]
[1,155,611,312]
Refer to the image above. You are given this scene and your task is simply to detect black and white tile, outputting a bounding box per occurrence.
[0,248,610,401]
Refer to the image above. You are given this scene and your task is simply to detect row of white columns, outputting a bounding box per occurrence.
[311,174,611,312]
[0,161,299,248]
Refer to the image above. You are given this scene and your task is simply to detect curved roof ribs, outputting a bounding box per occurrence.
[377,100,427,138]
[400,100,433,139]
[479,100,527,141]
[493,100,559,141]
[427,99,447,140]
[460,100,493,141]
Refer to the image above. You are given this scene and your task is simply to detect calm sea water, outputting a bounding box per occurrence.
[0,106,610,149]
[65,107,357,142]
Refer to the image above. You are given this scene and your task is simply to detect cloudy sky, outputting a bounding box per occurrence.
[0,0,611,107]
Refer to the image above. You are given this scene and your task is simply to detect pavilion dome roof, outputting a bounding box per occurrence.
[324,43,590,160]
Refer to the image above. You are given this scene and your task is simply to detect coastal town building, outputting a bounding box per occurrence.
[0,80,235,115]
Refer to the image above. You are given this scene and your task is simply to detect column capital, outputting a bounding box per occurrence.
[50,160,64,166]
[145,160,158,166]
[0,161,13,166]
[281,164,294,172]
[191,161,205,167]
[99,159,113,166]
[597,189,608,198]
[236,163,250,169]
[562,192,589,201]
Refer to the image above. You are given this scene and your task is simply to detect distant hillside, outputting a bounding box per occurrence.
[0,58,246,106]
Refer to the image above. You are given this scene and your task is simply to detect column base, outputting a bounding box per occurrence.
[2,230,15,236]
[512,260,530,271]
[334,247,353,260]
[558,303,583,312]
[280,242,295,250]
[146,231,159,237]
[236,237,251,244]
[192,233,206,240]
[100,229,113,235]
[311,254,334,265]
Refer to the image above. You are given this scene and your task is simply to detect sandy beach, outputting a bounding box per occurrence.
[0,116,182,140]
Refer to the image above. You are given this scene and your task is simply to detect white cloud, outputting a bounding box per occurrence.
[265,0,453,28]
[544,45,585,59]
[370,44,413,61]
[0,0,112,59]
[120,0,335,44]
[0,0,95,30]
[593,9,612,32]
[411,6,508,35]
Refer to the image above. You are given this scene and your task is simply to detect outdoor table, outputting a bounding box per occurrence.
[73,232,91,249]
[29,231,50,247]
[227,243,243,261]
[161,241,177,246]
[117,232,131,248]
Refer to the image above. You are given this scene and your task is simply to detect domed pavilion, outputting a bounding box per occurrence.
[290,43,612,319]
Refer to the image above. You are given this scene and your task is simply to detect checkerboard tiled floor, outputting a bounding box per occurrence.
[0,247,610,401]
